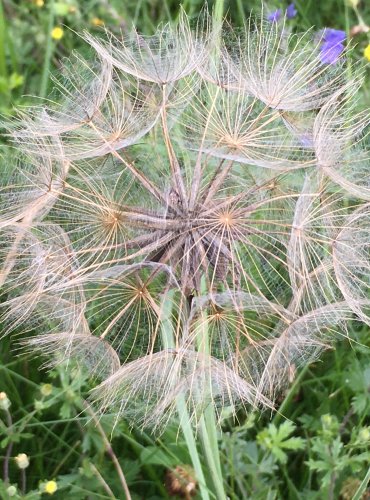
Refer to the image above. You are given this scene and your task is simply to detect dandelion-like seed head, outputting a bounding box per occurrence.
[1,9,369,431]
[0,392,11,411]
[15,453,30,470]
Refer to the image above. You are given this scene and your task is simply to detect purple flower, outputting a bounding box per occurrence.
[268,8,282,23]
[320,42,345,64]
[323,29,346,44]
[319,29,346,65]
[268,3,297,23]
[286,2,297,19]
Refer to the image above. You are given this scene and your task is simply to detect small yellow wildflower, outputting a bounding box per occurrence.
[40,383,53,397]
[33,0,44,6]
[15,453,30,470]
[91,17,104,27]
[364,43,370,62]
[51,27,64,41]
[44,480,58,495]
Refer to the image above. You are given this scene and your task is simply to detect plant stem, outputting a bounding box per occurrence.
[235,0,245,24]
[3,408,13,484]
[21,468,26,495]
[161,84,188,208]
[199,413,225,499]
[0,0,7,79]
[83,401,132,500]
[272,364,309,425]
[176,396,212,500]
[213,0,225,25]
[353,467,370,500]
[195,278,226,500]
[160,290,211,500]
[40,0,55,98]
[90,463,117,500]
[51,440,81,477]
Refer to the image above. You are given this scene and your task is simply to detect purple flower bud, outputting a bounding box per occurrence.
[267,8,282,23]
[286,2,297,19]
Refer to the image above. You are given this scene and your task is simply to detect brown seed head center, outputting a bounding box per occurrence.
[102,210,122,229]
[219,212,234,227]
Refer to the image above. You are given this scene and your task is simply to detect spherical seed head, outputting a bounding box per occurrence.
[6,486,17,497]
[165,465,197,497]
[1,9,369,431]
[340,478,362,500]
[0,392,11,411]
[15,453,30,470]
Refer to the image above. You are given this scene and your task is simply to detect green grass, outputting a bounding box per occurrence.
[0,321,369,498]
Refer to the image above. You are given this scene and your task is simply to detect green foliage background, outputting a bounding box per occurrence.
[0,1,369,499]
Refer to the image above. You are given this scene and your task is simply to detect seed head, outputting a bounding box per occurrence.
[0,392,11,411]
[1,10,369,430]
[15,453,30,470]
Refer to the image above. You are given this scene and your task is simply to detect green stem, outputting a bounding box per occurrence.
[213,0,224,25]
[40,0,55,98]
[160,291,211,500]
[272,364,310,425]
[235,0,245,24]
[196,278,226,499]
[343,0,352,83]
[0,0,7,78]
[353,467,370,500]
[199,414,225,499]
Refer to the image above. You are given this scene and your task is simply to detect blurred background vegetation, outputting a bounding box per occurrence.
[0,0,369,499]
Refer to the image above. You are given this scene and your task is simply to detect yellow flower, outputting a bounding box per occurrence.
[44,481,58,495]
[91,17,104,27]
[364,44,370,62]
[33,0,44,6]
[51,27,64,41]
[15,453,30,470]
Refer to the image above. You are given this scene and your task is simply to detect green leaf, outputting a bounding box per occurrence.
[59,402,73,419]
[281,437,306,450]
[140,447,176,468]
[8,72,24,90]
[257,421,305,464]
